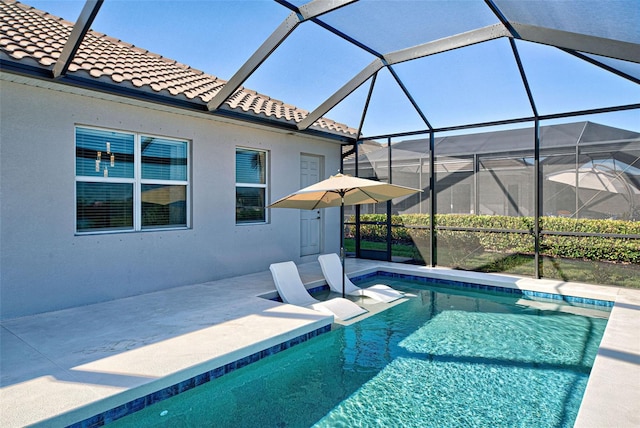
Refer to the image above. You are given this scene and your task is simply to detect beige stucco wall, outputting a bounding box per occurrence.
[0,77,342,319]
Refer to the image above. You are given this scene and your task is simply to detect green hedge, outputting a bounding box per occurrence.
[349,214,640,264]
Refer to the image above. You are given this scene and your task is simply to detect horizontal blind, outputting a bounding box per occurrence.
[76,127,134,179]
[141,136,188,181]
[236,148,266,184]
[76,182,134,231]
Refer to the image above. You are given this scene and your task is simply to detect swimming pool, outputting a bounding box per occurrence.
[107,274,610,427]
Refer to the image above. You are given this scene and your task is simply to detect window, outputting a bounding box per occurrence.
[236,148,267,224]
[76,126,189,233]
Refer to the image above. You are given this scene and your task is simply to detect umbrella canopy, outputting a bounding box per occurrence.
[141,185,186,206]
[269,173,421,298]
[546,166,639,217]
[546,167,640,195]
[269,173,421,209]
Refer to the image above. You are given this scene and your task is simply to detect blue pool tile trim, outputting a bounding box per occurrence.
[352,270,614,308]
[67,324,332,428]
[270,271,613,308]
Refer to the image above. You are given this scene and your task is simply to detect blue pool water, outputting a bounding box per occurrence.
[109,275,609,427]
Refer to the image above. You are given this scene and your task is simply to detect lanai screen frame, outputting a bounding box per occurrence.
[50,1,640,141]
[49,0,639,279]
[344,112,640,279]
[269,1,638,282]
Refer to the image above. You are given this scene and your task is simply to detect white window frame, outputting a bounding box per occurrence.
[235,147,269,225]
[75,125,190,234]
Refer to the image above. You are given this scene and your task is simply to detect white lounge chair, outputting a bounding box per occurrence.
[269,261,367,321]
[318,253,404,303]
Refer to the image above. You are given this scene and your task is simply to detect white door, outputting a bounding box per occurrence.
[300,155,322,256]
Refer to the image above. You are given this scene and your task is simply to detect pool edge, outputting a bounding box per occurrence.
[36,262,638,428]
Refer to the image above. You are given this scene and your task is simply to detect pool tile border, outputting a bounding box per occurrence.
[354,271,614,308]
[270,271,614,309]
[67,324,331,428]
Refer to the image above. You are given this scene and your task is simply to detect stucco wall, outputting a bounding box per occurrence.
[0,78,342,319]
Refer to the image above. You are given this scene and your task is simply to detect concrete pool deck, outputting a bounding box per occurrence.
[1,259,639,427]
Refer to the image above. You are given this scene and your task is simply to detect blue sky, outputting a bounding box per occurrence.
[26,0,640,136]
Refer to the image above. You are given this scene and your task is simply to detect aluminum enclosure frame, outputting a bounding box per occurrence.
[28,0,640,280]
[35,0,640,145]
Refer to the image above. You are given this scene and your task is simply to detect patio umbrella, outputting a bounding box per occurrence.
[547,167,639,195]
[546,166,639,214]
[269,173,421,298]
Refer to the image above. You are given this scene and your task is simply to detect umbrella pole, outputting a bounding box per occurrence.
[340,194,346,299]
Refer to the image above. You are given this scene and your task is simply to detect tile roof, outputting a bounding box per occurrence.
[0,0,357,137]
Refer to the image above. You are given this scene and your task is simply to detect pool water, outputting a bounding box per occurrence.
[110,276,609,428]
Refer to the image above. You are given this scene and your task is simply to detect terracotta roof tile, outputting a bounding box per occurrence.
[0,0,357,137]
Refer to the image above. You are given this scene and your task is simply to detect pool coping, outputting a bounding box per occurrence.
[1,260,638,427]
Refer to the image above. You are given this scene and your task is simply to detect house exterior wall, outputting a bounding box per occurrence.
[0,78,342,319]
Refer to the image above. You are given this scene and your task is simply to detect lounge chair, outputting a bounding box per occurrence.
[269,261,367,321]
[318,253,404,303]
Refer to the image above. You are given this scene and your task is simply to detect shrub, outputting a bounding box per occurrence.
[350,213,640,264]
